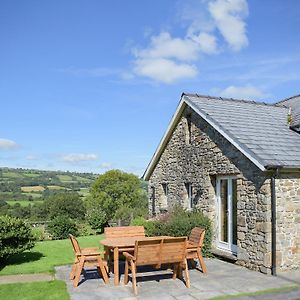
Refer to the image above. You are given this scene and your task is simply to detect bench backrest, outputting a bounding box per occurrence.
[134,237,187,266]
[104,226,145,239]
[189,227,205,248]
[160,237,187,264]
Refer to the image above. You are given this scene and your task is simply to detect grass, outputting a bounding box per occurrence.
[0,234,104,276]
[47,185,66,190]
[21,186,45,192]
[21,192,43,198]
[210,285,300,299]
[0,280,69,300]
[2,171,23,178]
[57,175,73,182]
[6,200,43,207]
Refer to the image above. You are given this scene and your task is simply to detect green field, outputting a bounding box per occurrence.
[21,192,42,198]
[2,171,23,178]
[0,281,69,300]
[0,235,104,276]
[6,200,43,207]
[57,175,73,182]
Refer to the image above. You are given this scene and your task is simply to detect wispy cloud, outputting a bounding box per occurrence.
[218,85,269,100]
[0,138,20,150]
[131,0,249,83]
[26,155,38,160]
[99,162,112,171]
[62,153,98,163]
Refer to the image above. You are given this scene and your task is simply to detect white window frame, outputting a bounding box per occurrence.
[216,176,238,254]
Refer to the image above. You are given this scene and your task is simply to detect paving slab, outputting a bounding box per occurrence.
[55,258,300,300]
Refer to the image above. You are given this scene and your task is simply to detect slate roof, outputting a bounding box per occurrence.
[184,94,300,169]
[276,95,300,132]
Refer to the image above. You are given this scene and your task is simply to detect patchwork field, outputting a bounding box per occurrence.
[21,186,45,192]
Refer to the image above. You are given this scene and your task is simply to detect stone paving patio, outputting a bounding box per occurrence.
[55,258,300,300]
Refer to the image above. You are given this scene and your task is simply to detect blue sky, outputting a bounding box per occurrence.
[1,0,300,175]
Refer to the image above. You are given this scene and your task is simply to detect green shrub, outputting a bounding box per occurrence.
[0,215,35,261]
[32,226,50,241]
[85,207,107,232]
[47,216,78,239]
[130,216,158,237]
[77,223,96,236]
[114,206,148,226]
[132,207,212,257]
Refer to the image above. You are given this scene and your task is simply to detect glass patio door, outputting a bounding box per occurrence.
[216,177,237,254]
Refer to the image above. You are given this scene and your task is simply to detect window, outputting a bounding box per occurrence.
[185,183,193,210]
[162,183,168,197]
[160,183,168,210]
[151,186,156,216]
[185,114,192,145]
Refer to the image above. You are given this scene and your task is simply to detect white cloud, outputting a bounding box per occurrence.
[134,32,199,61]
[190,32,218,54]
[131,0,249,83]
[0,138,19,150]
[219,85,268,100]
[62,153,98,163]
[208,0,248,51]
[134,58,198,84]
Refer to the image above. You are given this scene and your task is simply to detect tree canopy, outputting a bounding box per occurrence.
[86,170,148,229]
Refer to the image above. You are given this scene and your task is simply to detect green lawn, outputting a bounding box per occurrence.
[0,235,104,276]
[0,280,69,300]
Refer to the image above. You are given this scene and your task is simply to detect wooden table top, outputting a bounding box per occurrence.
[100,236,171,248]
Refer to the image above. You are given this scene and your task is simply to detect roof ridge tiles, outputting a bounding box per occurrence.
[182,93,281,107]
[276,94,300,105]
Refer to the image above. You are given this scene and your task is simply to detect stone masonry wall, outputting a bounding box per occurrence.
[148,106,275,272]
[276,174,300,270]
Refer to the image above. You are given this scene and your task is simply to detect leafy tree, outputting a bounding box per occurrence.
[87,170,148,225]
[47,216,78,239]
[45,192,86,220]
[0,215,35,261]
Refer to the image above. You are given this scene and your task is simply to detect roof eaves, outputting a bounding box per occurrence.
[183,95,267,172]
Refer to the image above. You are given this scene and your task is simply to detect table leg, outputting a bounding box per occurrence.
[114,247,119,286]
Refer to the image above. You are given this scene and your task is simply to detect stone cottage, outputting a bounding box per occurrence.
[143,93,300,274]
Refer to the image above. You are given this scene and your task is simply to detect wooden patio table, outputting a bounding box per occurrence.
[101,236,170,286]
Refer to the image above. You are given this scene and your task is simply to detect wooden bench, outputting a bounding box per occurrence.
[104,226,145,239]
[123,237,190,295]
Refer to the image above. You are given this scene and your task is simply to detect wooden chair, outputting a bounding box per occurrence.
[123,237,190,295]
[186,227,207,273]
[69,234,109,287]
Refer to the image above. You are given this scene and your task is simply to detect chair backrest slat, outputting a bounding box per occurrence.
[69,234,81,254]
[189,227,205,247]
[104,226,145,238]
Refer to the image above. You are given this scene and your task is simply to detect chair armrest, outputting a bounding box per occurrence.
[123,252,135,261]
[76,251,105,256]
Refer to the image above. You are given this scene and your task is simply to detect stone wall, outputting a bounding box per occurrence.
[276,174,300,270]
[148,106,275,272]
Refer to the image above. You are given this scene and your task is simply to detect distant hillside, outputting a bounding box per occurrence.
[0,167,98,203]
